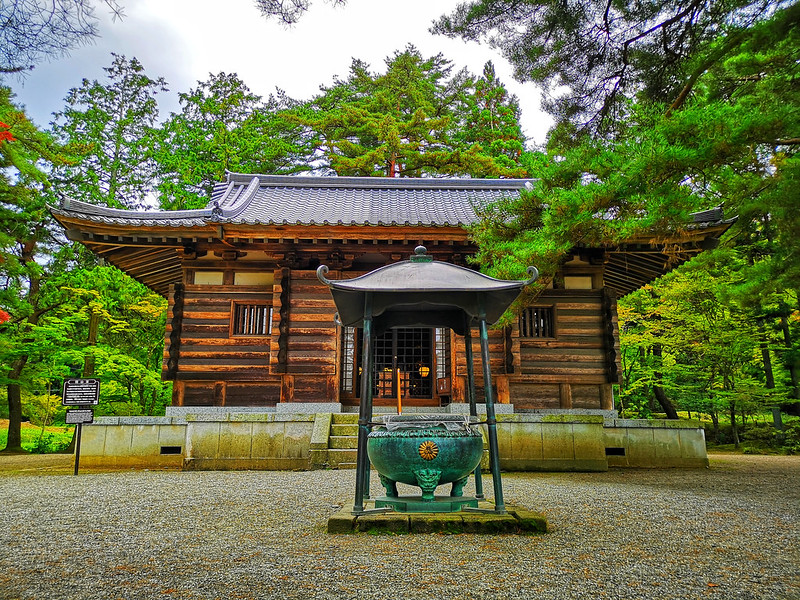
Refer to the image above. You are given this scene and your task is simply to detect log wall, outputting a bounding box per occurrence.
[162,266,621,410]
[164,282,280,406]
[510,288,620,410]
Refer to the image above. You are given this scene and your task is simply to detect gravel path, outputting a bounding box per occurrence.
[0,454,798,600]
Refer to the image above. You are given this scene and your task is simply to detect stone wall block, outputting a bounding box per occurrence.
[186,422,221,459]
[282,422,312,459]
[251,422,285,458]
[80,425,109,456]
[217,422,254,459]
[102,425,135,456]
[541,423,574,460]
[129,425,162,457]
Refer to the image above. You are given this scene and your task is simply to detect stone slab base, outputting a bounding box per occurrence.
[327,502,547,534]
[374,495,479,513]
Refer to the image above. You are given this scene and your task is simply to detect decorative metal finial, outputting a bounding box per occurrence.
[410,246,432,263]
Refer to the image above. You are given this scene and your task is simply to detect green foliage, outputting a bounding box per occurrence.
[53,266,171,416]
[23,393,65,428]
[153,73,307,209]
[0,424,73,454]
[288,47,528,178]
[50,54,168,209]
[435,0,794,136]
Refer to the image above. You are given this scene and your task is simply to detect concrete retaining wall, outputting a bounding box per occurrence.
[78,412,708,471]
[183,413,315,470]
[604,418,708,468]
[496,414,608,471]
[80,417,187,469]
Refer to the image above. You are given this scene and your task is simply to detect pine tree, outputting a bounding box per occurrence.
[288,47,528,178]
[50,54,168,209]
[153,73,307,210]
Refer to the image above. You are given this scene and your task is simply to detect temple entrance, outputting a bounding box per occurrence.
[340,327,451,405]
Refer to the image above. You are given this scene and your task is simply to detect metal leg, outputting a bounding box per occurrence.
[353,296,374,514]
[464,326,484,500]
[479,317,505,513]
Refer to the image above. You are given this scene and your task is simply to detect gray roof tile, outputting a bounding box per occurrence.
[52,173,733,231]
[54,174,534,228]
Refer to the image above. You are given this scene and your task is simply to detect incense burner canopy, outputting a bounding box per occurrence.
[317,246,538,335]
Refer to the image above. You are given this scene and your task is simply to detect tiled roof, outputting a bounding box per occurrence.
[51,197,212,227]
[53,174,536,228]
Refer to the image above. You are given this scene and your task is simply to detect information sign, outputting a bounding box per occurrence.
[62,379,100,406]
[65,409,94,425]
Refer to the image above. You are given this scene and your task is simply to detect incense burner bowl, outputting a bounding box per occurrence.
[367,414,483,501]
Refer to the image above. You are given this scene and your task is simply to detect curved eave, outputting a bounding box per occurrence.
[322,260,533,293]
[603,218,737,296]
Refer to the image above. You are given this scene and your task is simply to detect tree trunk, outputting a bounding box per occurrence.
[779,313,800,415]
[3,357,28,453]
[710,409,720,444]
[730,402,740,449]
[652,344,679,419]
[757,320,775,389]
[4,383,25,452]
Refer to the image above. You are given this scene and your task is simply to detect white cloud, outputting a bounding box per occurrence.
[11,0,551,144]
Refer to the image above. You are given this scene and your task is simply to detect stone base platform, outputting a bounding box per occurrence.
[327,502,548,534]
[374,495,479,513]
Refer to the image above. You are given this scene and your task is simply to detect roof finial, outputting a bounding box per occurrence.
[410,246,432,263]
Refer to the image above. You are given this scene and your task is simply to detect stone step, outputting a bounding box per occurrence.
[332,413,358,425]
[331,423,358,437]
[326,448,358,468]
[329,435,359,450]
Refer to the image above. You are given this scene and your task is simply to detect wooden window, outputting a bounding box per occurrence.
[520,306,555,338]
[231,303,272,336]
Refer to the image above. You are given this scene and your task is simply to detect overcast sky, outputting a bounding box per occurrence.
[10,0,551,146]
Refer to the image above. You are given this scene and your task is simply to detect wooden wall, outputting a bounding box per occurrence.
[510,288,620,410]
[164,282,280,406]
[271,269,339,402]
[163,267,620,411]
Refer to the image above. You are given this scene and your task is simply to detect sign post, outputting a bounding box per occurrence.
[62,379,100,475]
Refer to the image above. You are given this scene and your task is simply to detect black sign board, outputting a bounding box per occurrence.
[65,409,94,424]
[62,379,100,406]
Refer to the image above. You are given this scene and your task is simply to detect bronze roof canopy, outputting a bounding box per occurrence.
[317,246,539,335]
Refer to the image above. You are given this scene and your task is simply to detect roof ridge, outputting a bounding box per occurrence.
[219,176,261,219]
[224,172,535,191]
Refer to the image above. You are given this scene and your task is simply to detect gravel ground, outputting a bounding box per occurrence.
[0,453,798,600]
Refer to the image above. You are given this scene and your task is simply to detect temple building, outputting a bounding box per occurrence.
[52,173,733,415]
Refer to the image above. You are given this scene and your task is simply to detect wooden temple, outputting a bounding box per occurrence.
[51,174,733,412]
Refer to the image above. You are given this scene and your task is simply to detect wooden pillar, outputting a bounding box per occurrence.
[326,375,339,402]
[496,375,510,404]
[451,375,467,403]
[214,381,227,406]
[276,268,290,373]
[559,383,573,409]
[600,384,614,410]
[172,381,185,406]
[280,374,295,404]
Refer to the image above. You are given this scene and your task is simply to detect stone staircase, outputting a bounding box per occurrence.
[324,413,359,469]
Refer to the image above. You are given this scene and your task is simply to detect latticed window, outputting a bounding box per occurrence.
[435,328,450,381]
[519,306,555,338]
[341,327,356,393]
[232,303,272,336]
